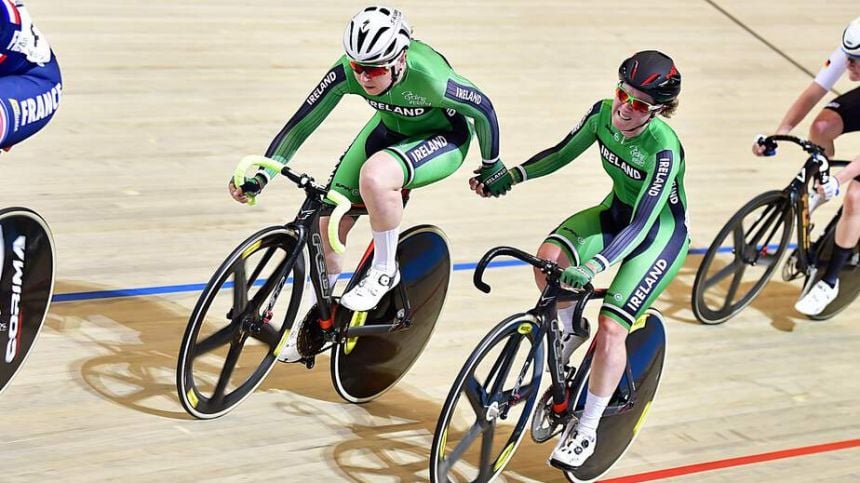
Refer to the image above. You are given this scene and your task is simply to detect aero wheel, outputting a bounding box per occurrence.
[331,224,451,403]
[564,309,667,482]
[692,190,794,324]
[430,314,544,483]
[176,226,305,419]
[0,208,55,397]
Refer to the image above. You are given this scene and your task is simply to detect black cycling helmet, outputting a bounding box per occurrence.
[618,50,681,104]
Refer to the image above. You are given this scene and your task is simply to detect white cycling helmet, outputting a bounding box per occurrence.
[842,16,860,58]
[343,6,412,65]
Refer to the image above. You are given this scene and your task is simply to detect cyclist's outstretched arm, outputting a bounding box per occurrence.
[774,82,828,135]
[510,100,602,183]
[260,60,351,178]
[441,73,501,164]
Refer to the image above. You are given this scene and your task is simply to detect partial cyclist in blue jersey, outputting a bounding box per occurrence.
[0,0,61,152]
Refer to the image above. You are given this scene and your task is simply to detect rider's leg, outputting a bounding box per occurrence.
[796,179,860,314]
[319,214,358,291]
[341,114,472,311]
[808,109,843,158]
[552,208,688,467]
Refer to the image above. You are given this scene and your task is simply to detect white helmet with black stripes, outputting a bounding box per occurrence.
[343,6,412,65]
[843,16,860,58]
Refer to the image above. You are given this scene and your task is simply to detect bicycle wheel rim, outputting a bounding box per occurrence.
[693,191,793,324]
[177,226,305,419]
[430,314,544,483]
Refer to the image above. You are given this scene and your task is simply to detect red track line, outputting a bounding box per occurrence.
[601,438,860,482]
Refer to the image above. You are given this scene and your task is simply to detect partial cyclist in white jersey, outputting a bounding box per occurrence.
[754,17,860,315]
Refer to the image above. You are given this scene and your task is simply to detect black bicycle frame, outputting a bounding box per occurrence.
[474,246,636,417]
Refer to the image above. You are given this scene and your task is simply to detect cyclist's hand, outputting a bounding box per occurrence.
[471,159,514,197]
[560,263,597,289]
[752,134,777,157]
[817,176,841,201]
[229,174,267,204]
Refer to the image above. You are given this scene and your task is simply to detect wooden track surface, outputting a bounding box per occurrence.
[2,1,859,481]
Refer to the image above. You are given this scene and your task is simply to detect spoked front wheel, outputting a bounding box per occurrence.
[0,207,56,397]
[692,190,794,324]
[176,226,305,419]
[430,314,544,483]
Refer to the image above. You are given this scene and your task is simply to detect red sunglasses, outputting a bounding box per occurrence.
[348,61,391,78]
[615,83,663,113]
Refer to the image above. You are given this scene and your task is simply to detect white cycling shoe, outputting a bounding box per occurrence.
[795,279,839,316]
[549,426,597,469]
[340,265,400,312]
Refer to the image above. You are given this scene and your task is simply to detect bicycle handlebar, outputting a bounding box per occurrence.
[473,245,594,295]
[233,155,349,253]
[757,135,832,182]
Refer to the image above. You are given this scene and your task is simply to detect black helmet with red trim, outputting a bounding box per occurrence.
[618,50,681,104]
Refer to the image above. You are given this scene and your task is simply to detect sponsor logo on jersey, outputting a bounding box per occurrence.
[366,99,426,117]
[306,71,338,107]
[599,143,644,180]
[402,90,428,106]
[629,145,646,166]
[9,82,62,132]
[408,135,448,163]
[647,155,673,196]
[5,234,26,363]
[626,258,668,312]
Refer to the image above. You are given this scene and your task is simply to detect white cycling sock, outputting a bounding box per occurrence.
[577,389,611,435]
[557,304,576,334]
[371,228,399,274]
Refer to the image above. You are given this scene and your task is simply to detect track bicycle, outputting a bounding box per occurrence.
[430,246,667,482]
[176,156,451,419]
[692,135,860,324]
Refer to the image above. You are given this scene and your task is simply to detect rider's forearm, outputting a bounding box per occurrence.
[775,82,828,134]
[514,101,601,183]
[835,155,860,185]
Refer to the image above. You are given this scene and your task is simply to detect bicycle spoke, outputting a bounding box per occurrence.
[232,261,249,313]
[194,324,237,356]
[703,260,742,290]
[483,335,522,397]
[446,421,484,468]
[721,262,748,311]
[247,246,277,286]
[212,333,247,402]
[250,322,280,350]
[477,422,496,481]
[464,374,488,415]
[248,257,291,312]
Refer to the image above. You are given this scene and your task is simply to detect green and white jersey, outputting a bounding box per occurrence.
[515,99,688,271]
[263,40,499,171]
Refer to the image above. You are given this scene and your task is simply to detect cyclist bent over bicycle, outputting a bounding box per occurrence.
[753,17,860,315]
[229,6,508,362]
[472,51,688,468]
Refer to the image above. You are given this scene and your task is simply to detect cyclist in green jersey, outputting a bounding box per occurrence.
[472,51,687,468]
[229,6,512,362]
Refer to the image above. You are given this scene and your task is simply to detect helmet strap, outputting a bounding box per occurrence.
[377,50,408,96]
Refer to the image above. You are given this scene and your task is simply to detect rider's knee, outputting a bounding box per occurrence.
[843,182,860,214]
[809,114,842,143]
[360,151,403,193]
[594,315,628,347]
[535,242,567,286]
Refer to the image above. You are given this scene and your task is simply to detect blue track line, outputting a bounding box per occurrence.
[51,244,792,303]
